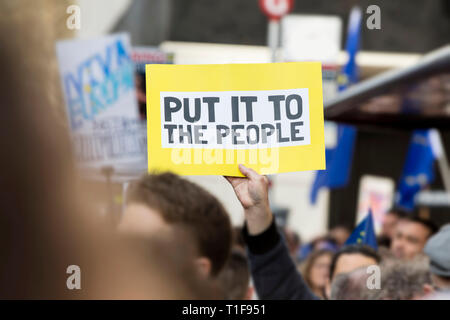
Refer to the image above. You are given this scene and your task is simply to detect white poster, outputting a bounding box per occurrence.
[56,33,147,173]
[160,88,311,149]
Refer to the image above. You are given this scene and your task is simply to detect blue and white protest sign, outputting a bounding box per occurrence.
[56,33,147,173]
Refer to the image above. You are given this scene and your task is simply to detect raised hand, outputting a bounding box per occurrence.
[225,164,273,235]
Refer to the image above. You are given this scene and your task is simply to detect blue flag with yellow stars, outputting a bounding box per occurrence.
[345,208,378,250]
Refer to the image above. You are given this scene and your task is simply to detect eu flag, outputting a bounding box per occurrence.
[395,130,436,211]
[345,208,378,250]
[310,6,361,204]
[310,125,356,203]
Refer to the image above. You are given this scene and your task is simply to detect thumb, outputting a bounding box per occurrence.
[238,164,259,180]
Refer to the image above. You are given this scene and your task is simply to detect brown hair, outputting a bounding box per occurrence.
[127,173,232,276]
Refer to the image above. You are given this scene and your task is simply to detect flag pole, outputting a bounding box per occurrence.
[430,129,450,194]
[267,19,279,63]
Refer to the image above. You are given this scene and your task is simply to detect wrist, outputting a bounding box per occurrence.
[243,218,280,255]
[244,204,273,236]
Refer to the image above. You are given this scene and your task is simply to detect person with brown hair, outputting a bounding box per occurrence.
[0,52,214,298]
[299,249,333,299]
[0,1,217,299]
[119,173,233,278]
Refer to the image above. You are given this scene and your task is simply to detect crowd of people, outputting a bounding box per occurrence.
[77,163,450,299]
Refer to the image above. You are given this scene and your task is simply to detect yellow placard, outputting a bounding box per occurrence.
[146,62,325,176]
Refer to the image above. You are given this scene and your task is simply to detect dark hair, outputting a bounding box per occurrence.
[311,235,338,251]
[232,226,246,250]
[127,172,232,276]
[386,207,409,218]
[217,248,250,300]
[329,245,381,280]
[401,215,438,238]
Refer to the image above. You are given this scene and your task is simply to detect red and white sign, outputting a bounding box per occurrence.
[259,0,294,21]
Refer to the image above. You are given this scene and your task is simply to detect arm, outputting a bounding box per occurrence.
[225,165,318,300]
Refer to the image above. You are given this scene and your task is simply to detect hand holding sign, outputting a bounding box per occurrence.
[225,164,273,236]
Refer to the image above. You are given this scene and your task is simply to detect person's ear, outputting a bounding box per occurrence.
[195,257,212,278]
[423,283,435,297]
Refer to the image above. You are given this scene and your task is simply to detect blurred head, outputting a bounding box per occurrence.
[232,226,246,251]
[390,215,437,260]
[0,3,215,298]
[283,227,301,259]
[311,235,338,252]
[110,234,218,299]
[119,173,232,277]
[424,224,450,291]
[381,208,408,239]
[326,245,380,299]
[330,245,381,280]
[330,267,371,300]
[329,225,351,247]
[217,248,252,300]
[429,274,450,292]
[301,249,333,299]
[368,255,432,300]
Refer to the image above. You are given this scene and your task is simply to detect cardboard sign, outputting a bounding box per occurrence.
[146,62,325,176]
[56,33,147,173]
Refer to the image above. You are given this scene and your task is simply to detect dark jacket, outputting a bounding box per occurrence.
[243,220,318,300]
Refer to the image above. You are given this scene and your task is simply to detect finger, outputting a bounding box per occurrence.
[238,164,259,180]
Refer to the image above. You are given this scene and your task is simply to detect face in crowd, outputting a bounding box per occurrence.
[390,218,435,260]
[332,253,377,277]
[310,253,332,289]
[381,211,402,239]
[324,245,380,299]
[302,250,333,299]
[118,173,233,279]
